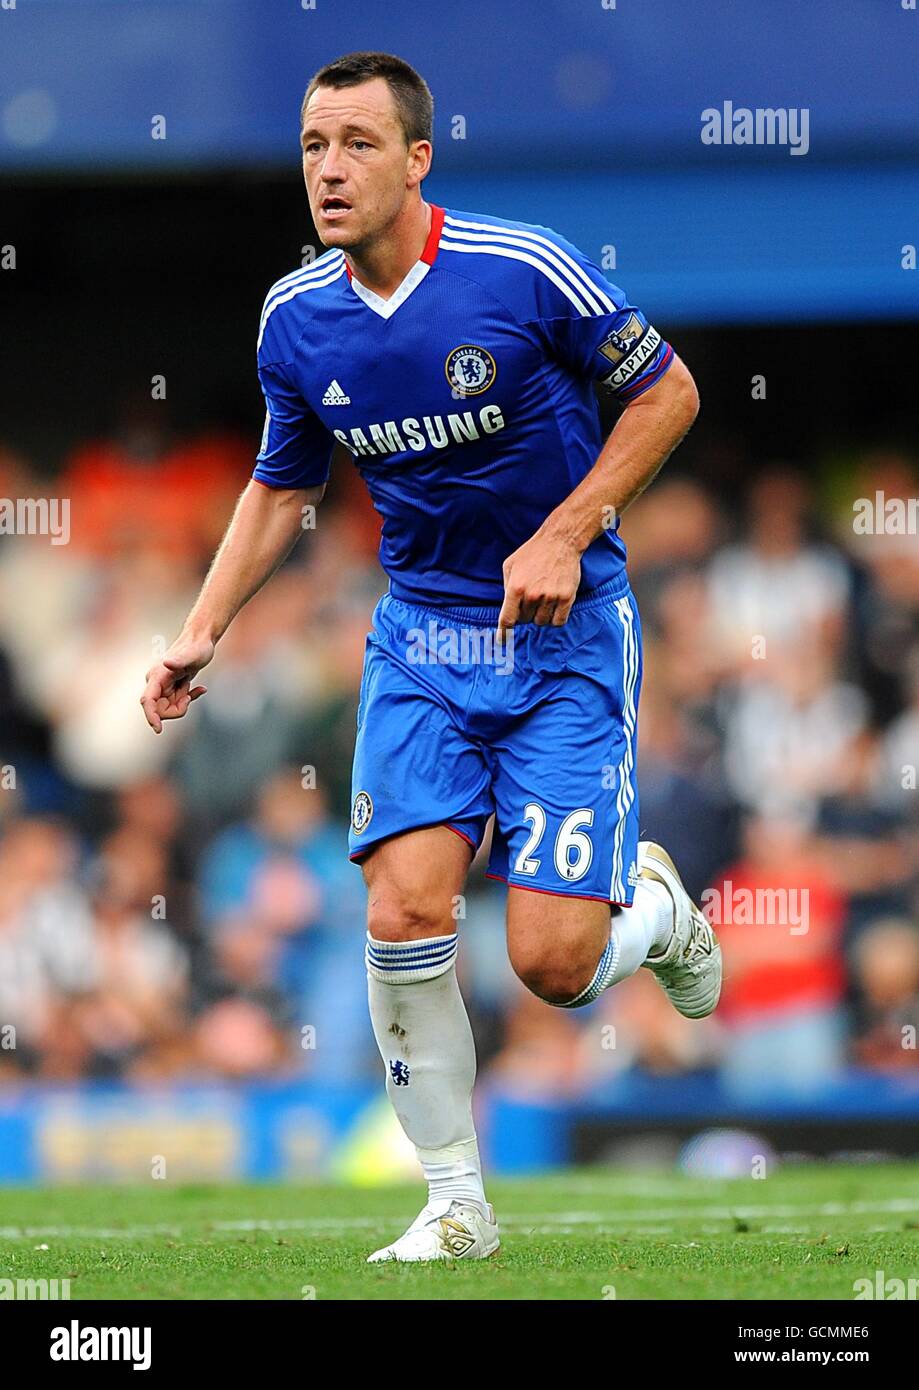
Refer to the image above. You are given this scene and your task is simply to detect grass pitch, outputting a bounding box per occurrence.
[1,1163,918,1300]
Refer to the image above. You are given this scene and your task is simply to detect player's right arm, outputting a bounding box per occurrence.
[141,292,336,733]
[140,478,323,733]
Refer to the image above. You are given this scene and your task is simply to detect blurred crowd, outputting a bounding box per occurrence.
[0,412,917,1100]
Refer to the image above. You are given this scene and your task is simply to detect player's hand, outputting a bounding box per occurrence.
[140,633,214,734]
[497,532,582,635]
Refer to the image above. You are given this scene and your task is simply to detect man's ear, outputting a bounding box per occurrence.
[407,140,433,187]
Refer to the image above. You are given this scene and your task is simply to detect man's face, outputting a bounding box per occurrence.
[301,77,428,250]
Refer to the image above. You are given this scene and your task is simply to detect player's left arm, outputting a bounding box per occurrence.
[499,236,699,632]
[498,355,699,631]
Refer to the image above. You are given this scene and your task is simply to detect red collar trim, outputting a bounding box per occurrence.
[344,202,444,289]
[343,203,443,282]
[420,203,445,264]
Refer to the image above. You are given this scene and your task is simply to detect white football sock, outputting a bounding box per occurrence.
[557,877,674,1008]
[366,932,487,1212]
[616,877,675,969]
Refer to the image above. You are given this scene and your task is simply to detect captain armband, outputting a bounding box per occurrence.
[596,320,664,394]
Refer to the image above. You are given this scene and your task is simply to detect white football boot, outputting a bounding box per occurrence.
[366,1198,500,1264]
[638,840,722,1018]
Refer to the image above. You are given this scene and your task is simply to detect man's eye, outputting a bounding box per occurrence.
[352,140,370,151]
[304,142,322,155]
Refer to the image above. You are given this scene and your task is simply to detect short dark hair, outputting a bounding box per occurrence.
[302,51,434,146]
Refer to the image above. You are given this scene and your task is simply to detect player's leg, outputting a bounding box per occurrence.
[505,844,718,1013]
[489,582,721,1014]
[505,880,670,1006]
[361,826,499,1263]
[348,593,498,1262]
[363,826,480,1180]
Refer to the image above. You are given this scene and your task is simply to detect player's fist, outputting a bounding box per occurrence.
[140,633,214,734]
[497,532,582,634]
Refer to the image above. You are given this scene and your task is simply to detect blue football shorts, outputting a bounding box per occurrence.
[348,574,643,905]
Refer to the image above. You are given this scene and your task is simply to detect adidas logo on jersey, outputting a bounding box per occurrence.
[322,379,351,405]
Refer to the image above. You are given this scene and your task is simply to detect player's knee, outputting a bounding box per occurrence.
[510,947,593,1007]
[367,890,453,943]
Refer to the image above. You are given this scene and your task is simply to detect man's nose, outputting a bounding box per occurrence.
[319,145,346,182]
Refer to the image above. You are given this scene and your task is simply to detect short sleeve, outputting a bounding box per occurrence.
[252,359,335,490]
[524,233,675,404]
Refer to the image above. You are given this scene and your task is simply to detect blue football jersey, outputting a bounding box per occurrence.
[253,204,674,606]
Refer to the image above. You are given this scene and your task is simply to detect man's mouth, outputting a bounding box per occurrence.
[319,196,352,219]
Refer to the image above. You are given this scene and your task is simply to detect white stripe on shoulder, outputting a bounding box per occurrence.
[260,250,344,314]
[259,255,342,312]
[442,223,608,316]
[439,237,593,316]
[259,250,344,319]
[257,255,345,351]
[443,214,616,314]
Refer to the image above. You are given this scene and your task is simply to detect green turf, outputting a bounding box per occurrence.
[1,1163,918,1300]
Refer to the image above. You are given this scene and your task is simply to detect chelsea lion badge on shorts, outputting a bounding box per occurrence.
[445,345,496,397]
[351,790,374,835]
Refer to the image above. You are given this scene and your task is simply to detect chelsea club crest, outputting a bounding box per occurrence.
[445,344,497,397]
[351,790,373,835]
